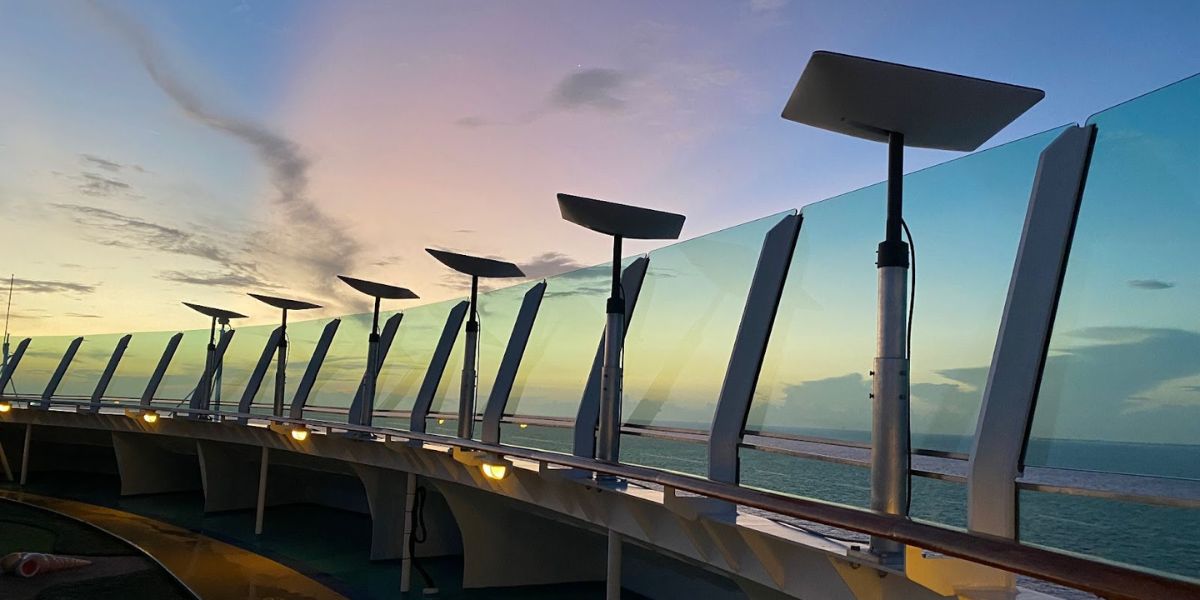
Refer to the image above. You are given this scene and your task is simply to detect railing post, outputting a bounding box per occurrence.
[410,301,469,433]
[290,319,341,419]
[349,313,403,427]
[238,327,283,420]
[141,333,183,407]
[573,257,649,459]
[34,337,83,409]
[0,338,31,397]
[708,213,802,484]
[481,282,546,444]
[86,334,132,413]
[191,329,234,413]
[968,125,1096,538]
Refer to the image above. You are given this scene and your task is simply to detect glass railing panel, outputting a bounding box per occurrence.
[499,422,574,454]
[622,213,787,433]
[377,297,466,415]
[7,335,81,400]
[154,329,208,403]
[749,127,1063,454]
[506,262,617,419]
[1029,74,1200,479]
[106,330,184,401]
[55,333,126,399]
[429,283,534,426]
[1020,490,1200,577]
[213,322,277,412]
[307,311,375,417]
[740,448,870,509]
[619,435,707,477]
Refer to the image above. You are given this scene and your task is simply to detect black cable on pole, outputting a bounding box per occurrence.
[901,217,916,514]
[409,485,435,592]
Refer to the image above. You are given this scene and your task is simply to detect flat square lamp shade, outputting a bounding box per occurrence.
[338,275,419,300]
[557,193,685,240]
[782,51,1044,151]
[182,302,248,321]
[426,249,525,279]
[247,293,322,311]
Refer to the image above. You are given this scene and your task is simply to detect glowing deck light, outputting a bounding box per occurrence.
[518,423,528,429]
[0,400,11,413]
[290,427,310,442]
[437,418,446,425]
[481,459,510,481]
[141,410,159,424]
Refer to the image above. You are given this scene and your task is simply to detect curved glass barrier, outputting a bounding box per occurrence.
[376,297,465,415]
[6,335,81,399]
[622,212,788,432]
[749,127,1064,455]
[56,333,125,399]
[506,262,615,420]
[106,330,184,401]
[1029,74,1200,479]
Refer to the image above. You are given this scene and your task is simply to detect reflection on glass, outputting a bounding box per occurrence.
[376,298,466,414]
[507,263,615,418]
[622,213,787,431]
[56,334,126,399]
[750,128,1062,453]
[106,330,184,401]
[1030,75,1200,477]
[1020,490,1200,578]
[8,336,79,399]
[436,281,536,417]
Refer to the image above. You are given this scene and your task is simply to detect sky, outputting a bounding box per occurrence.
[2,0,1199,336]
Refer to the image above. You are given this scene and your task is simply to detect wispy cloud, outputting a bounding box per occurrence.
[80,153,144,173]
[54,203,233,265]
[76,172,132,197]
[10,278,97,295]
[1128,279,1175,290]
[86,0,362,306]
[157,270,271,289]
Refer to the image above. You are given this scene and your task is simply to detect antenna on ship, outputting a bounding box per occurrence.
[183,302,248,415]
[338,275,418,430]
[425,250,523,440]
[556,194,685,468]
[249,294,322,417]
[781,51,1043,564]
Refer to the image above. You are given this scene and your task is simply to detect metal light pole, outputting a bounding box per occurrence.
[426,249,524,439]
[249,294,322,417]
[781,51,1043,562]
[338,275,418,428]
[183,302,247,415]
[557,194,685,464]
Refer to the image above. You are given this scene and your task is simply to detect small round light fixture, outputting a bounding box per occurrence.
[290,427,310,442]
[142,410,159,424]
[0,400,11,413]
[479,455,512,481]
[437,418,446,425]
[518,423,528,429]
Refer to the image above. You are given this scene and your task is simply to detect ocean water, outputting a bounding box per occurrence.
[498,424,1200,582]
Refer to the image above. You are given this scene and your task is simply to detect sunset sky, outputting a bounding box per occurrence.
[3,0,1199,335]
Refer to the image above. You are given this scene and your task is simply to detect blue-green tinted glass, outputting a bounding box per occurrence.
[10,335,80,399]
[1020,490,1200,577]
[749,128,1062,453]
[214,322,277,411]
[56,334,125,398]
[444,281,536,418]
[499,422,574,454]
[155,329,207,402]
[507,263,615,419]
[106,330,183,401]
[1029,75,1200,478]
[308,312,374,415]
[377,298,465,415]
[622,213,788,431]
